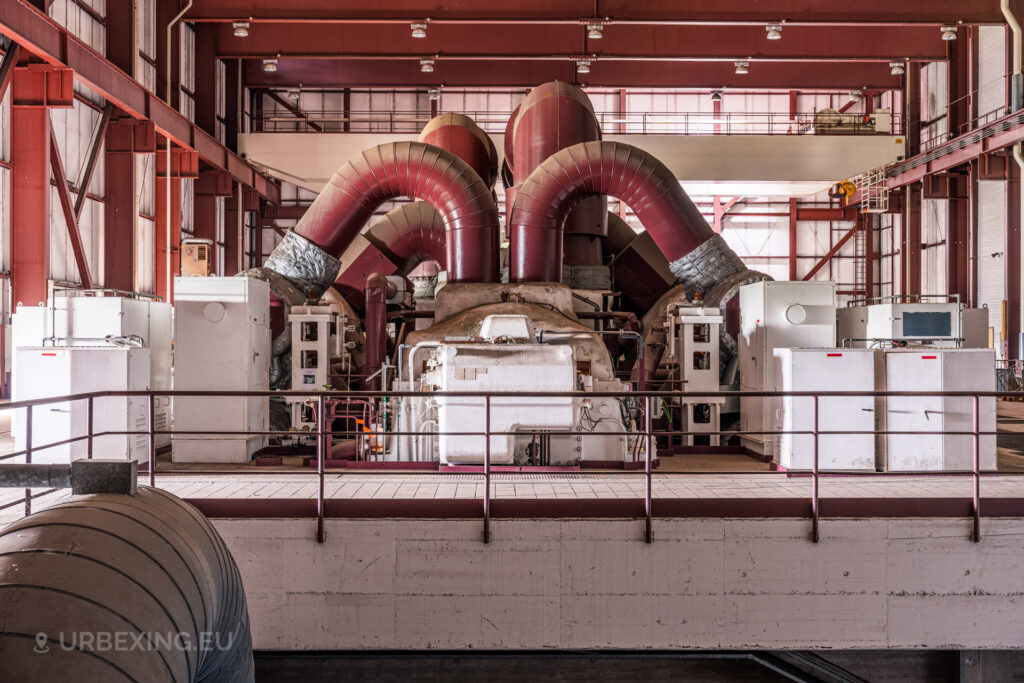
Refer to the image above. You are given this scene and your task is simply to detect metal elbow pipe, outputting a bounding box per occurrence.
[362,202,448,273]
[509,140,769,304]
[0,487,254,682]
[265,141,500,297]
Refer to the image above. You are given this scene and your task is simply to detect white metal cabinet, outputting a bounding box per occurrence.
[172,277,270,463]
[880,349,997,471]
[12,347,151,463]
[738,281,837,456]
[773,348,877,470]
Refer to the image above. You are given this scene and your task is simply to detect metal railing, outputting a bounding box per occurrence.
[0,387,1016,546]
[253,109,902,136]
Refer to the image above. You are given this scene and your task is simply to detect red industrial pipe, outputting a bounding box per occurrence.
[509,140,765,300]
[363,273,397,391]
[508,81,608,271]
[419,112,497,189]
[294,141,499,282]
[362,202,447,273]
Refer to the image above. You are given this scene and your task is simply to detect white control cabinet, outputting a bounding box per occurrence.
[173,277,270,463]
[13,347,151,463]
[11,297,173,447]
[773,348,877,470]
[738,281,837,457]
[880,349,997,471]
[668,305,724,445]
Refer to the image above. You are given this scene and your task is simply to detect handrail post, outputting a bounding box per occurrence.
[644,395,653,543]
[25,404,32,517]
[316,394,326,543]
[972,393,981,543]
[811,394,820,543]
[483,395,491,544]
[148,394,156,487]
[87,396,94,459]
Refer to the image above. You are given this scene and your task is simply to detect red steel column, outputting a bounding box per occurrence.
[947,172,970,302]
[155,174,182,302]
[865,213,874,298]
[903,183,922,295]
[788,197,798,280]
[10,74,50,307]
[1007,160,1021,359]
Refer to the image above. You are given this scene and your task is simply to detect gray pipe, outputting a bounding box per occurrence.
[0,487,254,682]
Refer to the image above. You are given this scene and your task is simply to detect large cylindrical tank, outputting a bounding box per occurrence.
[0,487,254,682]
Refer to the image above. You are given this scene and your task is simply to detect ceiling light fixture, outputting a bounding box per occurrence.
[765,24,783,40]
[287,88,300,101]
[941,25,958,41]
[262,58,278,72]
[576,60,591,74]
[848,89,863,103]
[890,60,905,76]
[428,88,441,101]
[734,60,749,75]
[232,21,249,38]
[711,90,723,102]
[587,23,604,39]
[411,22,428,39]
[420,59,435,73]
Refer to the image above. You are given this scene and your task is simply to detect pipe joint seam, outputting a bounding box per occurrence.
[263,230,342,300]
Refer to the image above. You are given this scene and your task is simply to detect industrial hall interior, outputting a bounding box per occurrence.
[4,0,1024,681]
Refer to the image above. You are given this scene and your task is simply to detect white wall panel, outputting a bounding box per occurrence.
[978,26,1007,121]
[922,199,947,294]
[135,217,154,294]
[977,180,1006,354]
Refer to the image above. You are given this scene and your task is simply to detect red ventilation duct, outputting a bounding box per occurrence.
[363,202,447,273]
[292,141,499,283]
[509,140,767,303]
[363,273,397,391]
[419,112,498,189]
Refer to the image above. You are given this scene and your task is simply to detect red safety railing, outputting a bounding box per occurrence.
[0,387,1015,546]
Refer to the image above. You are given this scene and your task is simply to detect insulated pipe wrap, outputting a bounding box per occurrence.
[0,487,254,683]
[509,140,769,301]
[282,141,499,284]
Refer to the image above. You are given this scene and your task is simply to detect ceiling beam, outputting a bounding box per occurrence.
[185,0,1005,25]
[215,24,949,61]
[244,58,902,90]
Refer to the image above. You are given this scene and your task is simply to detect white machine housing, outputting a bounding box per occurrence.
[665,304,724,445]
[739,280,837,457]
[878,349,997,471]
[11,295,173,447]
[13,347,151,463]
[287,305,349,432]
[773,348,877,470]
[837,299,988,349]
[173,277,270,463]
[397,314,636,466]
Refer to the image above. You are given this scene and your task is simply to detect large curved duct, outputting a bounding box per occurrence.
[267,141,500,295]
[0,487,253,682]
[508,82,608,273]
[363,202,447,273]
[509,140,769,304]
[419,112,498,189]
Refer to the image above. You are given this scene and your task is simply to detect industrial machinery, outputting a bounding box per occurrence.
[663,303,724,446]
[11,291,173,451]
[172,277,270,463]
[837,295,989,349]
[738,281,838,458]
[286,304,352,433]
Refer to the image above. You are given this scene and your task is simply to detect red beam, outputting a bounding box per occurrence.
[801,222,859,281]
[103,115,136,291]
[788,197,797,280]
[49,127,93,288]
[262,89,322,132]
[73,101,111,219]
[1007,160,1021,359]
[184,1,1005,24]
[155,176,182,303]
[245,58,902,90]
[263,204,309,220]
[0,1,279,202]
[0,42,20,100]
[214,24,948,61]
[11,85,49,306]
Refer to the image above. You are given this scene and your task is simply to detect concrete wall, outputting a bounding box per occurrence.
[215,517,1024,651]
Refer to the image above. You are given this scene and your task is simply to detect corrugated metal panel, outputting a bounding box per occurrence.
[135,216,155,294]
[922,199,947,293]
[978,26,1007,120]
[977,180,1006,355]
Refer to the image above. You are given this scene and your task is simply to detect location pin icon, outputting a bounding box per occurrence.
[34,632,48,653]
